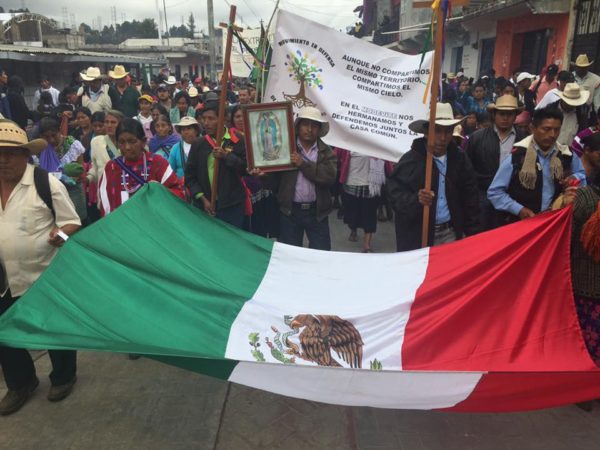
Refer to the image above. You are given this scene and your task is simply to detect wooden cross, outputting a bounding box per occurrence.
[210,5,242,211]
[413,0,469,247]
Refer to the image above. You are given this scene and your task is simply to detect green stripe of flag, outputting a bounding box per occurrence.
[0,185,273,363]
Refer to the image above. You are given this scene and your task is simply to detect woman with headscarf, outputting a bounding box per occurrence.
[148,114,179,158]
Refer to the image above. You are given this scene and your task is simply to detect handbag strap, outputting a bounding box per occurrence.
[115,156,147,186]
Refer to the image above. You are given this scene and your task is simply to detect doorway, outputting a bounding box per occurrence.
[479,38,495,77]
[520,29,549,75]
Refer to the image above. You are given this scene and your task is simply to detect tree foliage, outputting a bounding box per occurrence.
[81,18,158,44]
[187,13,196,38]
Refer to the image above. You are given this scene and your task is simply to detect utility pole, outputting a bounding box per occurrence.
[207,0,217,81]
[155,0,163,44]
[162,0,170,46]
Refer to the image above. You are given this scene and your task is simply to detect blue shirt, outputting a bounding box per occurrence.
[433,155,451,224]
[168,140,187,178]
[464,96,490,115]
[487,140,586,216]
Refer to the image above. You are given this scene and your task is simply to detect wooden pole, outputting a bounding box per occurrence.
[420,5,445,248]
[210,5,237,212]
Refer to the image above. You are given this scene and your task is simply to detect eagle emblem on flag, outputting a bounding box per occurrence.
[250,315,364,368]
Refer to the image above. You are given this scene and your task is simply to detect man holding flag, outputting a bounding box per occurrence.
[0,120,81,415]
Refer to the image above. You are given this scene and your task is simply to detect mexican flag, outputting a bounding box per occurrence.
[1,184,599,412]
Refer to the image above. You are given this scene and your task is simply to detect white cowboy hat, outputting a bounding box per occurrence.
[0,119,47,155]
[294,106,329,138]
[557,83,590,106]
[486,95,524,112]
[188,86,199,98]
[408,103,462,134]
[165,75,177,85]
[80,66,102,81]
[108,65,129,79]
[572,54,594,68]
[516,72,535,84]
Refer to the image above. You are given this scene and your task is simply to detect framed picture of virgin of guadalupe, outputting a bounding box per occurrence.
[243,101,297,173]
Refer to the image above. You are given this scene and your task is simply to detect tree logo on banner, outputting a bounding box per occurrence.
[283,50,324,108]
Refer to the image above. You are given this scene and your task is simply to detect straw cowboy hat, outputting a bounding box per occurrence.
[486,94,524,112]
[175,116,200,129]
[557,83,590,106]
[188,86,199,98]
[408,103,462,134]
[294,106,329,137]
[108,65,129,79]
[80,66,103,81]
[572,54,594,68]
[0,119,47,155]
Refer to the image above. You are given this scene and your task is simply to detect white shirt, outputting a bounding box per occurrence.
[182,141,192,157]
[0,164,81,296]
[32,86,60,109]
[346,152,370,186]
[557,107,579,147]
[494,126,517,163]
[536,88,561,110]
[574,71,600,109]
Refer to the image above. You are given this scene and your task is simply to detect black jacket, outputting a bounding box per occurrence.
[522,89,536,116]
[465,126,527,191]
[387,138,480,251]
[184,132,247,210]
[6,92,31,129]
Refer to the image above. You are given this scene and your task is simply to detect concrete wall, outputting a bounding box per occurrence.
[442,27,497,79]
[493,12,569,77]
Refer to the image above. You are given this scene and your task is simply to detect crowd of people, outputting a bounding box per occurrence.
[0,53,599,415]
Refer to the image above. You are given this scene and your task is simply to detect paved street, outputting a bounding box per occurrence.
[3,214,600,449]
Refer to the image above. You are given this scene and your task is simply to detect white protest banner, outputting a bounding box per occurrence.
[265,10,433,162]
[227,28,274,78]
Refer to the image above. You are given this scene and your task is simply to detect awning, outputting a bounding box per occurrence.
[0,44,166,64]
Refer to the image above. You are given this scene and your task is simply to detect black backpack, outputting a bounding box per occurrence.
[33,166,55,220]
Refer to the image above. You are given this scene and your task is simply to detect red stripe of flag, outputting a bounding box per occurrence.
[401,207,600,411]
[445,372,600,412]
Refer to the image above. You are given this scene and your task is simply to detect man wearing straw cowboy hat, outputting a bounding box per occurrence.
[572,54,600,112]
[465,95,527,230]
[0,120,81,415]
[79,66,112,114]
[108,65,140,118]
[256,106,336,250]
[387,103,480,251]
[552,82,590,147]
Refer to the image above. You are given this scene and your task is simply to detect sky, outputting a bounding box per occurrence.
[2,0,361,34]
